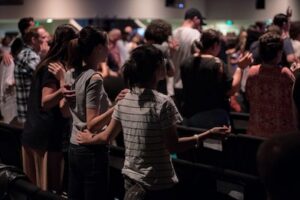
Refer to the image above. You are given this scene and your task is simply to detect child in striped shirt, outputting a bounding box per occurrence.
[77,44,229,200]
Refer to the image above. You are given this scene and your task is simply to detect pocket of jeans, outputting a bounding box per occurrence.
[124,183,146,200]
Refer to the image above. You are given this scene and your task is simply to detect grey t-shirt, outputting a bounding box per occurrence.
[172,27,201,89]
[65,68,109,145]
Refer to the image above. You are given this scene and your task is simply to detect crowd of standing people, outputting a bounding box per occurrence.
[0,5,300,200]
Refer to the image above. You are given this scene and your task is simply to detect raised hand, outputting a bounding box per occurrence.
[49,62,65,81]
[1,52,12,66]
[290,61,300,73]
[238,52,253,69]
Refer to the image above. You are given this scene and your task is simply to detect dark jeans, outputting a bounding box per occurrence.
[124,176,176,200]
[68,144,109,200]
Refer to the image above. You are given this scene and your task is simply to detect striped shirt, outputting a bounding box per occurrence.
[112,87,182,190]
[14,46,40,123]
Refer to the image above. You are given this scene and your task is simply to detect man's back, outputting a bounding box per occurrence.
[172,26,200,89]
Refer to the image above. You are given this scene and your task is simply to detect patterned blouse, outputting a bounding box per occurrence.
[246,65,297,138]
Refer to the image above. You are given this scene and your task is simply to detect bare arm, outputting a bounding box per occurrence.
[227,67,243,96]
[87,83,129,132]
[164,126,229,153]
[87,107,114,132]
[227,52,252,96]
[41,84,72,117]
[166,60,175,77]
[77,118,122,145]
[48,62,72,117]
[99,62,110,78]
[41,83,64,110]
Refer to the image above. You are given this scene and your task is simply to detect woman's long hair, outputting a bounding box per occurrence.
[66,26,108,73]
[35,24,78,76]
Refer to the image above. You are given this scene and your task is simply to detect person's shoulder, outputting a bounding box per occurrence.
[281,67,295,80]
[153,90,176,108]
[182,55,196,64]
[200,54,216,60]
[248,65,261,76]
[174,26,198,34]
[281,66,293,74]
[180,55,199,70]
[153,90,170,101]
[199,55,222,65]
[16,47,32,59]
[153,43,168,54]
[80,69,102,81]
[11,36,23,45]
[91,72,103,81]
[18,47,29,54]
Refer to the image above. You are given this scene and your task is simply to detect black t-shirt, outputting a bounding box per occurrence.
[22,66,70,151]
[180,56,233,117]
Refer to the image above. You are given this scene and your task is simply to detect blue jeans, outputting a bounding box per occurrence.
[68,144,109,200]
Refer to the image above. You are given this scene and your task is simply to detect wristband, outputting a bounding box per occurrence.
[194,134,199,148]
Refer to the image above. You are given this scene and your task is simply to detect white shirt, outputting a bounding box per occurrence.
[172,27,201,89]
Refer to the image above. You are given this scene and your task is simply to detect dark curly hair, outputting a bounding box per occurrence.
[144,19,172,44]
[200,29,221,51]
[18,17,34,36]
[66,26,108,72]
[273,13,288,29]
[123,44,164,89]
[259,32,283,63]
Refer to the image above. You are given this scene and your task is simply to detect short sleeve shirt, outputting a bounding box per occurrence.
[67,69,110,145]
[112,88,182,190]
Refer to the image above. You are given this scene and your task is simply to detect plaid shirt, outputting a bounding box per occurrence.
[14,46,40,123]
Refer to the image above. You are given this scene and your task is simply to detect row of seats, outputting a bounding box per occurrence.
[109,145,266,200]
[230,112,250,134]
[177,124,265,175]
[0,121,265,200]
[0,123,22,169]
